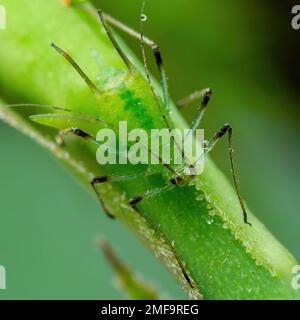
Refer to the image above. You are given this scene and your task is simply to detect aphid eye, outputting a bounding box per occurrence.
[140,14,147,21]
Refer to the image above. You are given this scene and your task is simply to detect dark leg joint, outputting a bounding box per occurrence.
[217,123,232,138]
[73,128,91,139]
[202,88,213,106]
[91,176,110,186]
[129,195,144,207]
[169,178,177,185]
[56,127,92,146]
[153,45,163,66]
[152,44,160,54]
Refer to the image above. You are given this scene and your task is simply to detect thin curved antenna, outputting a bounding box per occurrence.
[5,103,115,129]
[51,43,100,95]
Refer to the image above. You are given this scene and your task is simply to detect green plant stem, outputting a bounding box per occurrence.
[0,0,299,299]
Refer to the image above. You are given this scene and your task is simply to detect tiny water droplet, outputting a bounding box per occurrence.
[140,14,147,21]
[206,216,214,225]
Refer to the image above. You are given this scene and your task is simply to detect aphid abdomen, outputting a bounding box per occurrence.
[95,67,168,132]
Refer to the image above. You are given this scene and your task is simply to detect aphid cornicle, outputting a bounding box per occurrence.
[6,3,251,288]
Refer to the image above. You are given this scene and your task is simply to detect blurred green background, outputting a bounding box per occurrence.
[0,0,299,299]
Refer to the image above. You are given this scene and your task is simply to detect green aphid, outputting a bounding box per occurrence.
[7,5,251,290]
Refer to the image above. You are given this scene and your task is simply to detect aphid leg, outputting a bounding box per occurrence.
[96,193,115,219]
[132,199,194,289]
[6,103,73,113]
[55,127,158,216]
[56,127,158,219]
[139,4,185,164]
[129,184,174,208]
[139,3,169,109]
[91,173,194,288]
[182,88,212,153]
[7,104,114,129]
[51,43,100,95]
[91,171,157,218]
[92,173,152,186]
[204,124,252,226]
[97,10,132,71]
[53,127,174,214]
[140,3,186,163]
[187,88,212,134]
[177,89,212,110]
[39,112,175,175]
[48,126,114,220]
[90,174,136,219]
[138,4,183,156]
[55,127,98,146]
